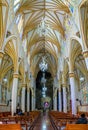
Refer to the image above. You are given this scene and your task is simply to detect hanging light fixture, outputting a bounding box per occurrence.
[37,17,51,37]
[39,56,48,72]
[41,71,47,98]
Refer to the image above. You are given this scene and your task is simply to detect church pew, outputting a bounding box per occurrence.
[0,124,22,130]
[0,112,11,117]
[64,124,88,130]
[0,111,40,130]
[49,111,78,130]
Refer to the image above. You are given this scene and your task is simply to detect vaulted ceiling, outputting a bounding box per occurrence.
[16,0,70,76]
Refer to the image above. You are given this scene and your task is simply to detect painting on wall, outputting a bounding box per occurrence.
[80,81,88,105]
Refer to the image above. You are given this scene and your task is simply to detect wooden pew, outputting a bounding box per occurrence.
[0,111,40,130]
[65,124,88,130]
[0,124,22,130]
[49,111,78,130]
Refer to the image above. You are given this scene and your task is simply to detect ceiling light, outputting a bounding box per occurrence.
[37,17,51,37]
[39,56,48,72]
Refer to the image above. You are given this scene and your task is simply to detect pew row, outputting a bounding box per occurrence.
[0,111,40,130]
[49,111,78,130]
[64,124,88,130]
[0,124,22,130]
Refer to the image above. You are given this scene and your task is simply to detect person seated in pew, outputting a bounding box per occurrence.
[16,103,20,114]
[18,109,24,116]
[76,113,87,124]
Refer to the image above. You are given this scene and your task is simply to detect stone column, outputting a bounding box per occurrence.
[62,85,67,113]
[21,84,26,113]
[54,95,57,110]
[57,89,59,111]
[32,88,36,111]
[33,96,36,110]
[17,94,20,105]
[0,52,4,102]
[0,82,2,103]
[6,88,10,111]
[69,72,77,115]
[11,73,18,116]
[58,87,62,112]
[33,87,36,110]
[27,88,30,112]
[53,88,57,111]
[7,88,10,103]
[32,93,34,111]
[83,51,88,69]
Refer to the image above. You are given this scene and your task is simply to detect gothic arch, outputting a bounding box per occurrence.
[4,35,18,72]
[0,0,9,48]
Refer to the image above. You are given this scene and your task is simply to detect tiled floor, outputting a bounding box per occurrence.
[33,112,54,130]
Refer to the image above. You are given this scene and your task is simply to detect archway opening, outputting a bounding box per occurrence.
[36,70,53,110]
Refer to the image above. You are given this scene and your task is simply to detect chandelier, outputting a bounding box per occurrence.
[39,57,48,72]
[41,72,47,98]
[37,17,51,37]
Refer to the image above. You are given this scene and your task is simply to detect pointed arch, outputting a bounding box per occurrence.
[4,35,18,72]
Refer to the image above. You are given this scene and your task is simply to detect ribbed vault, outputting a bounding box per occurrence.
[16,0,70,76]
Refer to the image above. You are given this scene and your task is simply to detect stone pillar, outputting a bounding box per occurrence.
[33,87,36,110]
[83,51,88,69]
[32,93,34,111]
[11,73,18,116]
[33,96,35,110]
[17,94,20,105]
[21,84,26,113]
[0,82,2,103]
[7,88,10,102]
[62,85,67,113]
[27,88,30,112]
[7,88,10,111]
[54,95,57,110]
[53,88,57,111]
[69,72,77,115]
[57,89,59,111]
[58,87,62,112]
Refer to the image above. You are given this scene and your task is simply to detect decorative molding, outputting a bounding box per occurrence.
[13,73,19,78]
[22,83,27,87]
[62,84,67,87]
[69,72,74,77]
[83,51,88,58]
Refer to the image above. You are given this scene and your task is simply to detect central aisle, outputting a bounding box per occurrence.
[33,112,54,130]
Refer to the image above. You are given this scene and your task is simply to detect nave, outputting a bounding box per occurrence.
[32,112,54,130]
[1,110,88,130]
[0,1,88,130]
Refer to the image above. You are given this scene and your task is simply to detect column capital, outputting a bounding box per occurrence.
[27,88,30,92]
[58,80,62,86]
[58,87,61,92]
[22,83,27,87]
[83,50,88,58]
[69,72,74,78]
[62,84,67,87]
[0,50,4,58]
[13,73,19,78]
